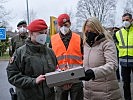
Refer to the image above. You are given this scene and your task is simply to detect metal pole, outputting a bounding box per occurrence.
[26,0,30,24]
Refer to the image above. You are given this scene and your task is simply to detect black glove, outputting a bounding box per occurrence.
[79,69,95,81]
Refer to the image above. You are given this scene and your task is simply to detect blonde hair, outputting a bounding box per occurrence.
[82,17,113,43]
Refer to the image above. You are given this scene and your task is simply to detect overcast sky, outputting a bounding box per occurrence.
[4,0,78,31]
[4,0,127,31]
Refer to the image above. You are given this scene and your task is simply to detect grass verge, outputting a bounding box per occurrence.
[0,52,10,61]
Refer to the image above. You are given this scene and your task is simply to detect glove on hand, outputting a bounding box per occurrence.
[79,69,95,81]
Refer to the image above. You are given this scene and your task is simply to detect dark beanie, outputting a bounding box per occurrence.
[17,20,27,27]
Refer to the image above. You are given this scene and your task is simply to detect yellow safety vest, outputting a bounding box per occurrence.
[116,26,133,58]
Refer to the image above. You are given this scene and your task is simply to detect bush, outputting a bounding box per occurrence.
[0,35,9,56]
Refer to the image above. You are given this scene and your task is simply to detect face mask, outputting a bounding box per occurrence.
[35,34,47,45]
[60,26,69,35]
[122,21,131,28]
[85,32,98,46]
[19,27,27,33]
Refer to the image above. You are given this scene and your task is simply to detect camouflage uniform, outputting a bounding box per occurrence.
[7,38,57,100]
[9,34,27,57]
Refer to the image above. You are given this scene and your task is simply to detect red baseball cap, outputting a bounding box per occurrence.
[57,13,70,27]
[27,19,48,32]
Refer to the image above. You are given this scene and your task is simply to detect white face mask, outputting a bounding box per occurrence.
[35,34,47,45]
[122,21,131,28]
[19,27,27,33]
[60,26,69,35]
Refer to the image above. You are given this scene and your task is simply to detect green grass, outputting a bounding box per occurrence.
[0,52,10,60]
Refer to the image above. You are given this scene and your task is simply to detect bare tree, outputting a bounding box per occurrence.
[29,9,37,22]
[123,0,133,15]
[64,8,78,31]
[23,9,37,23]
[76,0,116,26]
[0,0,11,29]
[0,0,10,21]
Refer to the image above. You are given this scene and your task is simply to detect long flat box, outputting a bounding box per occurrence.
[45,66,85,87]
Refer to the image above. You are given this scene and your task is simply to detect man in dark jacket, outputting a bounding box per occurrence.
[112,27,120,81]
[7,19,57,100]
[115,13,133,100]
[9,20,28,57]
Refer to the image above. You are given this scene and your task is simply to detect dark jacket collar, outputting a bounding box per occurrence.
[59,30,72,39]
[26,38,46,53]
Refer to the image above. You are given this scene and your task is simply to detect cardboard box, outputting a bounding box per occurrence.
[45,66,85,87]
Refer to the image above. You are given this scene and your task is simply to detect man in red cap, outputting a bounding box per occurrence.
[7,19,57,100]
[50,14,83,100]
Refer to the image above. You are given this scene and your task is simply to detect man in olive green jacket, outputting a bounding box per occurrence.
[9,20,28,57]
[7,19,57,100]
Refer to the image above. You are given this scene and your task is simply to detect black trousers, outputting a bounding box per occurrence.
[116,67,120,81]
[121,66,133,100]
[55,82,83,100]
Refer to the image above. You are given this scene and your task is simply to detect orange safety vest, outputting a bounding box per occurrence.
[51,33,83,70]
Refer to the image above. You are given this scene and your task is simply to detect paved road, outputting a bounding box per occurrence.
[0,61,133,100]
[0,61,13,100]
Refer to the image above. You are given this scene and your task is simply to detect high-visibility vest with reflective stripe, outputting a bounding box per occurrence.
[116,26,133,57]
[51,33,83,69]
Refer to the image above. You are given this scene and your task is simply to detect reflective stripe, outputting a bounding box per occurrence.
[119,30,125,47]
[57,55,82,61]
[119,58,133,63]
[59,64,82,69]
[119,30,133,48]
[57,55,66,61]
[119,46,133,48]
